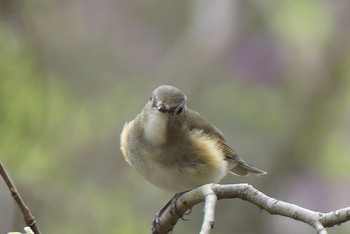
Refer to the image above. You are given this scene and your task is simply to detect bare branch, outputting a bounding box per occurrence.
[152,183,350,234]
[0,162,41,234]
[200,184,217,234]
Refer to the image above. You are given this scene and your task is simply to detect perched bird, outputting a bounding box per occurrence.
[120,85,266,193]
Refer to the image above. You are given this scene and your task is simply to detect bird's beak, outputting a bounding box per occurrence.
[157,104,168,113]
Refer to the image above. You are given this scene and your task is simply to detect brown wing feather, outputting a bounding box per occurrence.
[186,109,240,162]
[186,109,267,176]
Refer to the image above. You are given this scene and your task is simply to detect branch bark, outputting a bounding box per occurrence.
[152,183,350,234]
[0,162,41,234]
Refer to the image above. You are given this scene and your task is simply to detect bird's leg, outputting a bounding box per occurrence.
[152,190,191,233]
[169,191,187,217]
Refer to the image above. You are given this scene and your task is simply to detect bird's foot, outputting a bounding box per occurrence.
[152,190,191,233]
[152,212,162,234]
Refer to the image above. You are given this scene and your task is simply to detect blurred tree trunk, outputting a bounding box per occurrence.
[154,0,236,87]
[0,0,24,31]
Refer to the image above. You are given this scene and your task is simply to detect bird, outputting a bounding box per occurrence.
[120,85,266,193]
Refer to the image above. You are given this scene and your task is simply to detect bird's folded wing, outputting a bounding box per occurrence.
[186,109,267,176]
[186,109,240,161]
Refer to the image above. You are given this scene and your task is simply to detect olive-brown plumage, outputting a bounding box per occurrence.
[120,85,266,192]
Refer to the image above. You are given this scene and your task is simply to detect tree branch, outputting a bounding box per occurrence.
[152,183,350,234]
[200,185,217,234]
[0,162,41,234]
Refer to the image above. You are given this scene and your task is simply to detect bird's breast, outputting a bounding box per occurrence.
[144,112,168,145]
[123,119,230,192]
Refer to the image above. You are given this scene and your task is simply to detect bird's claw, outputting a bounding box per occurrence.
[152,212,163,234]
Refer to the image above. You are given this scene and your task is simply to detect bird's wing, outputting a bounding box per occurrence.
[186,109,266,176]
[186,109,240,161]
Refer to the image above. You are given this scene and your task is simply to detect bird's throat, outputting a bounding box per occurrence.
[144,112,168,145]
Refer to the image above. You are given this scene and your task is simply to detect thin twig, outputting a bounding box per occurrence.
[153,183,350,234]
[200,184,217,234]
[0,162,41,234]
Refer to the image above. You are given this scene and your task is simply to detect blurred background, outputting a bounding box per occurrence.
[1,0,350,233]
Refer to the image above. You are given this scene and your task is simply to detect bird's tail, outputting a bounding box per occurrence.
[230,162,267,176]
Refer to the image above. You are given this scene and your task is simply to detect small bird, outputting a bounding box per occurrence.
[120,85,266,193]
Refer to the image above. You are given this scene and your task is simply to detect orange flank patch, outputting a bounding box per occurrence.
[120,121,133,165]
[189,129,226,171]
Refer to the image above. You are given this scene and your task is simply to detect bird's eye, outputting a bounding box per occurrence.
[176,107,183,115]
[149,96,152,101]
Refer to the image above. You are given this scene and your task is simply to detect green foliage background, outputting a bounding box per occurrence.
[1,1,350,233]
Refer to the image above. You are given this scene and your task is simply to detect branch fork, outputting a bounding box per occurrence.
[152,183,350,234]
